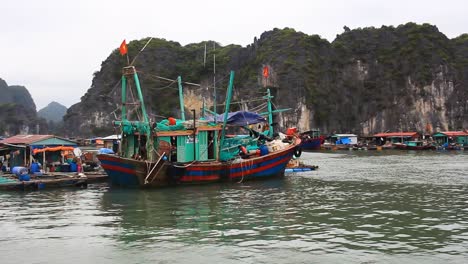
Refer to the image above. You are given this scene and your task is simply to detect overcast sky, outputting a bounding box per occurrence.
[1,0,466,109]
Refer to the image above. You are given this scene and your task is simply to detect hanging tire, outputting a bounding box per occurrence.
[293,146,302,158]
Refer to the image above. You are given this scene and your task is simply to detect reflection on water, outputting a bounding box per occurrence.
[0,151,467,263]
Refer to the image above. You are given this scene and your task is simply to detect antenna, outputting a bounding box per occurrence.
[130,37,153,66]
[213,42,216,115]
[203,43,207,67]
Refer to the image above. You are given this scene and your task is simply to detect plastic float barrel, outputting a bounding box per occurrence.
[12,166,28,176]
[18,174,30,181]
[30,162,40,173]
[259,145,269,156]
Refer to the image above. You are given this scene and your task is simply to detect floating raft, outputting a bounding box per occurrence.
[0,172,108,191]
[285,165,319,173]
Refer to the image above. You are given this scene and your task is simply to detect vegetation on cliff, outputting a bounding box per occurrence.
[63,23,468,137]
[0,79,48,135]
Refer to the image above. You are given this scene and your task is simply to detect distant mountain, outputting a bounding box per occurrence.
[38,101,67,123]
[0,78,48,136]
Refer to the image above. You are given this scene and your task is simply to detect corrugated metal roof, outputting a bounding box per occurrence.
[373,132,419,137]
[437,131,468,137]
[30,137,77,146]
[0,135,53,145]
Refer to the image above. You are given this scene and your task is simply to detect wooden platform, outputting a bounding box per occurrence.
[0,172,108,191]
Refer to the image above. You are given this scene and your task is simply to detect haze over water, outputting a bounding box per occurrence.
[1,150,467,264]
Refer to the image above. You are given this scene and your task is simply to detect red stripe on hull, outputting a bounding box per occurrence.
[101,164,136,175]
[229,155,291,178]
[179,174,220,182]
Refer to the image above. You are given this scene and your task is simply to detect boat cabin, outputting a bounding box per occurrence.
[157,125,221,163]
[373,132,420,145]
[432,131,468,147]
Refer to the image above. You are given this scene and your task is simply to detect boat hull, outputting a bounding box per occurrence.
[406,145,436,150]
[300,137,324,150]
[98,138,300,188]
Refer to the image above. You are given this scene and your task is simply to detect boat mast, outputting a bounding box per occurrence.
[119,75,127,155]
[177,76,186,121]
[131,67,149,124]
[121,75,127,122]
[220,71,235,148]
[213,42,217,116]
[265,88,273,137]
[202,98,206,118]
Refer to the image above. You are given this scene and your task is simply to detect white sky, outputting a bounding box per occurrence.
[1,0,466,109]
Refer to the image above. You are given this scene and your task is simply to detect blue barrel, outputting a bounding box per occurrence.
[259,145,269,156]
[30,162,40,173]
[19,174,30,181]
[12,166,28,176]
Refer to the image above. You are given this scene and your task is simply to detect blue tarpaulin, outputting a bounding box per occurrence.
[98,148,114,154]
[206,111,266,126]
[336,137,351,145]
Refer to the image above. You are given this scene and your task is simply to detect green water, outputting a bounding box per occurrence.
[1,151,467,263]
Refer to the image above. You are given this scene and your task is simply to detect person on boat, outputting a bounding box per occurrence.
[238,145,250,159]
[170,136,177,162]
[246,127,273,143]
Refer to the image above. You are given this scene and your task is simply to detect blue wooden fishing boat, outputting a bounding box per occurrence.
[300,129,325,150]
[97,64,301,188]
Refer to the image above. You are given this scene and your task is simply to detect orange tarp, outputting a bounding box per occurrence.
[33,146,75,155]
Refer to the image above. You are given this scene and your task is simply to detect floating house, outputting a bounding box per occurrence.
[101,135,121,152]
[331,134,358,145]
[373,132,420,145]
[432,131,468,147]
[0,135,77,168]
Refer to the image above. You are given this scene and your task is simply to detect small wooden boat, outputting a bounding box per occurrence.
[394,141,436,150]
[299,129,325,150]
[406,141,436,150]
[285,166,318,173]
[285,159,318,173]
[0,172,108,191]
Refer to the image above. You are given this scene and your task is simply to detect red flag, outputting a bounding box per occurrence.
[263,66,269,77]
[119,39,128,56]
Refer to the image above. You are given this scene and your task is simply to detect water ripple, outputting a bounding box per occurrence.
[0,152,467,263]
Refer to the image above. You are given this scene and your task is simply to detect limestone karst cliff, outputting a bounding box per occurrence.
[0,79,48,135]
[63,23,468,137]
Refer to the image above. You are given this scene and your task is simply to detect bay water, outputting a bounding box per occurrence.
[1,150,467,263]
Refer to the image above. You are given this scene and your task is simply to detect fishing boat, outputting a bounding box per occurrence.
[393,141,435,150]
[97,65,301,188]
[405,141,436,150]
[299,129,325,150]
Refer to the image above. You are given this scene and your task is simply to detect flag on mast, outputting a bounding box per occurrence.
[119,40,128,56]
[263,66,269,78]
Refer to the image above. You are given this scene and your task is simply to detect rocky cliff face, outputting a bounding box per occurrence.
[63,23,468,137]
[0,79,47,135]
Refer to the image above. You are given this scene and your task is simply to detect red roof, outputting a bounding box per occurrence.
[0,135,53,145]
[439,131,468,137]
[373,132,419,137]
